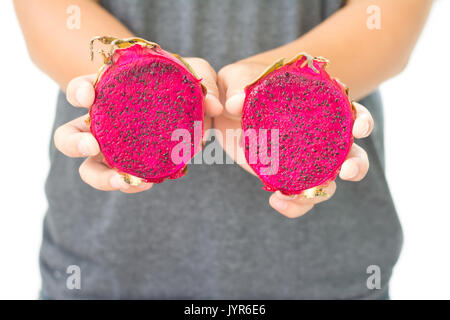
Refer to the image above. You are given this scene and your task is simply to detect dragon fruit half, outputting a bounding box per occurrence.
[87,37,205,186]
[241,53,356,197]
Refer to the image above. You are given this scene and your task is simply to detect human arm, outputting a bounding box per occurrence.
[14,0,134,89]
[15,0,222,192]
[219,0,433,110]
[215,0,432,217]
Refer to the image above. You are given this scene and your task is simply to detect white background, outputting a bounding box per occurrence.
[0,1,448,299]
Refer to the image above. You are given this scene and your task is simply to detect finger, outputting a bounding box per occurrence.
[269,195,314,219]
[352,102,374,139]
[66,74,97,108]
[339,143,369,181]
[79,156,127,191]
[185,58,223,117]
[225,93,246,117]
[219,63,265,116]
[269,182,336,218]
[272,181,337,205]
[54,114,100,157]
[296,181,337,205]
[120,182,153,194]
[79,156,153,192]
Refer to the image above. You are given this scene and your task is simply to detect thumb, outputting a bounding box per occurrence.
[184,57,223,117]
[66,74,97,108]
[218,62,267,116]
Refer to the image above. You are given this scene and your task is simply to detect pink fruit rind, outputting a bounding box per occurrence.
[242,55,356,195]
[89,42,204,184]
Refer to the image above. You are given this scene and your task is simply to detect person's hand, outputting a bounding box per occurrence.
[54,57,222,192]
[216,60,374,218]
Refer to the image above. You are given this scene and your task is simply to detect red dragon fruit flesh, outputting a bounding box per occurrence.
[87,37,205,186]
[241,53,356,197]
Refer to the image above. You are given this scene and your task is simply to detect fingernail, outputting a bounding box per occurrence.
[78,138,91,156]
[361,120,370,136]
[341,160,358,179]
[75,82,91,106]
[271,197,288,210]
[206,93,221,105]
[355,118,369,137]
[205,94,223,115]
[110,174,130,190]
[225,93,245,114]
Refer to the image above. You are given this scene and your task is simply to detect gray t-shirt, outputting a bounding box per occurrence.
[41,0,402,299]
